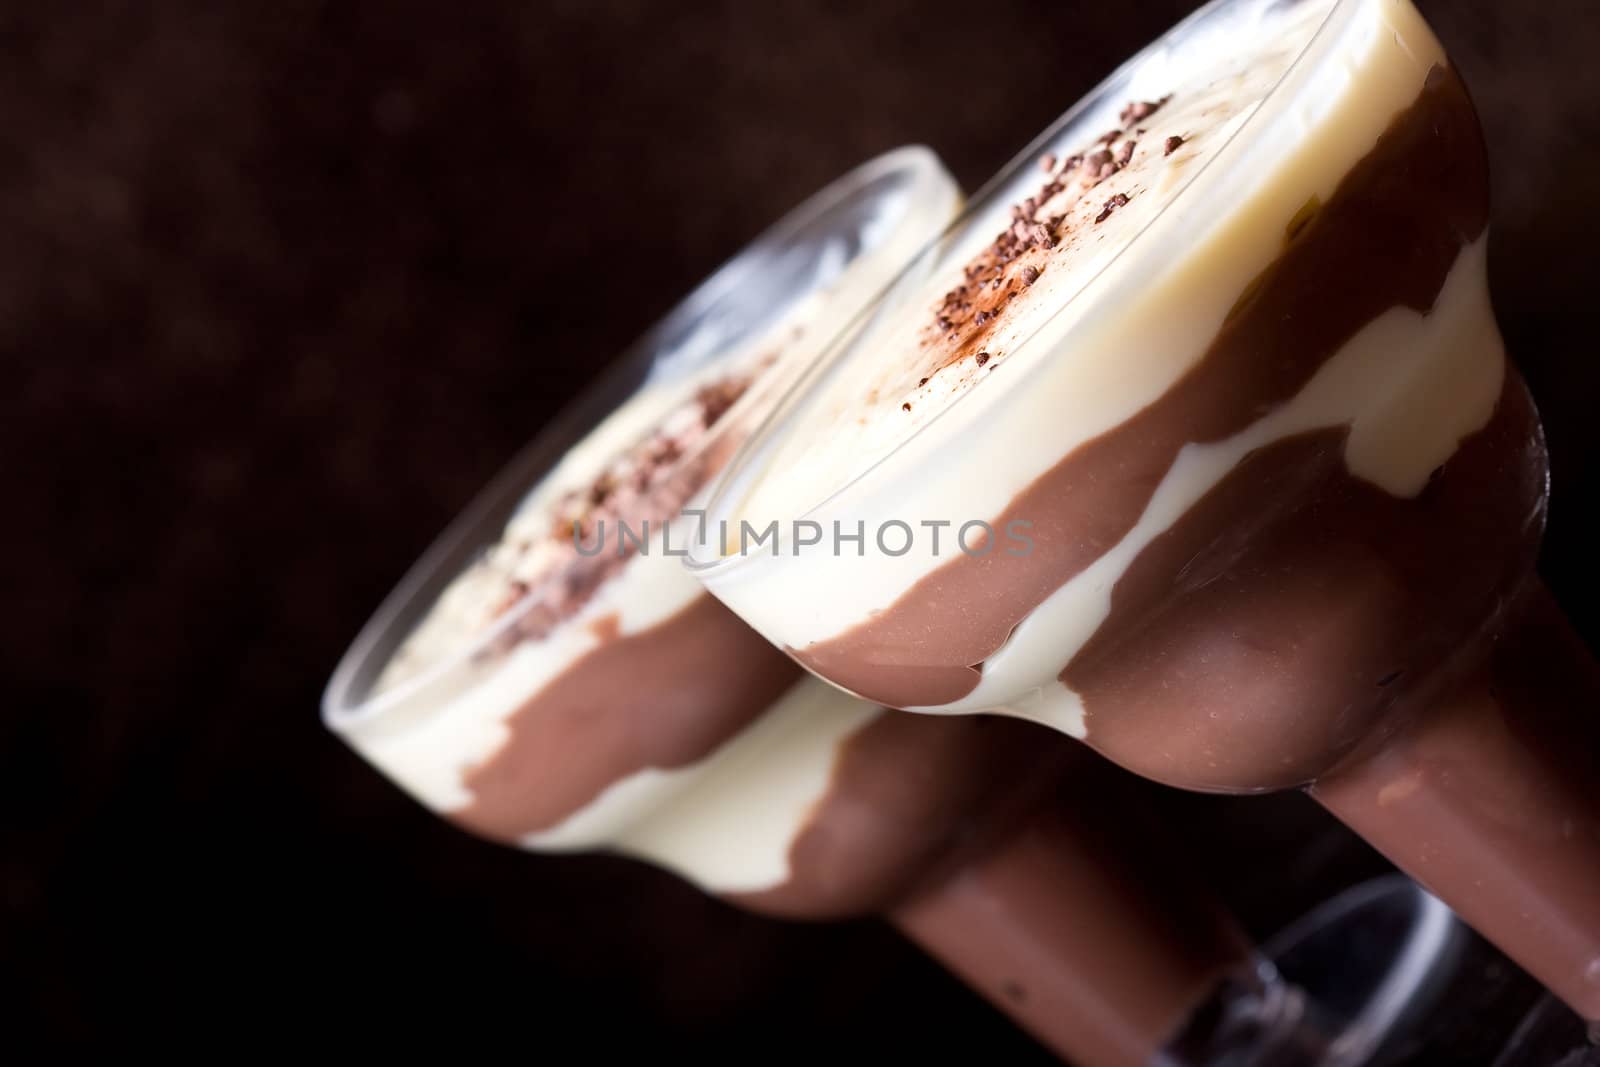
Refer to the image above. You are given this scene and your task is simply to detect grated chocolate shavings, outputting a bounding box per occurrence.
[477,366,762,654]
[926,92,1180,346]
[1119,96,1171,126]
[1095,192,1129,224]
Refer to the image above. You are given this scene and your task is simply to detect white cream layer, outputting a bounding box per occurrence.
[527,678,879,892]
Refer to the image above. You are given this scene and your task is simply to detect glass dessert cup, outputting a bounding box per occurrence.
[320,147,1344,1067]
[686,0,1600,1043]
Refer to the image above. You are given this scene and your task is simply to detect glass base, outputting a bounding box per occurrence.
[1262,874,1463,1066]
[1493,994,1600,1067]
[1161,875,1464,1066]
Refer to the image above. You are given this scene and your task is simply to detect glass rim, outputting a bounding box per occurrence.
[685,0,1353,576]
[322,144,959,729]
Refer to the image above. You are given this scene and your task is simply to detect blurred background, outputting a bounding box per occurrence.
[7,0,1600,1059]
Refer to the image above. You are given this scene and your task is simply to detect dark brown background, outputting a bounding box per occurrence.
[6,0,1599,1059]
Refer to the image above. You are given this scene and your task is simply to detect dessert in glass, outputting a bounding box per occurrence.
[325,146,958,851]
[321,145,1429,1066]
[686,0,1600,1041]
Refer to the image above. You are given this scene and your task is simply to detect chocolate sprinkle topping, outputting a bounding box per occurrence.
[925,92,1177,353]
[1165,135,1185,156]
[1119,95,1171,127]
[1094,192,1129,224]
[975,351,991,367]
[467,365,761,655]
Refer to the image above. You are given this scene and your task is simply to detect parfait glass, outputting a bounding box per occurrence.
[686,0,1599,1057]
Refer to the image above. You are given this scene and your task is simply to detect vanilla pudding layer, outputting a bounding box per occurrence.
[327,148,962,892]
[694,0,1537,789]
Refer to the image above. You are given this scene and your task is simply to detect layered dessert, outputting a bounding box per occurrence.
[328,146,959,865]
[689,0,1600,1022]
[324,149,1283,1066]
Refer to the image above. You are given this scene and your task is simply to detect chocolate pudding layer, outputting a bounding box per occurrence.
[730,712,1065,919]
[1067,368,1541,790]
[456,594,800,842]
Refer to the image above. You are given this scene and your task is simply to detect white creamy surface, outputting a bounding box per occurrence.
[326,147,960,893]
[694,0,1501,725]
